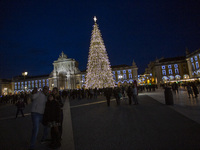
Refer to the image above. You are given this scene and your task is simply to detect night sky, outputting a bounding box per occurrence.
[1,0,200,79]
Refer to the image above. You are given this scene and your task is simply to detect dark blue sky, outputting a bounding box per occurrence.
[1,0,200,78]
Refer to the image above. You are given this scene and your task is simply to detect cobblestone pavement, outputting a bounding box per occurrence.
[1,93,200,150]
[143,88,200,124]
[70,95,200,150]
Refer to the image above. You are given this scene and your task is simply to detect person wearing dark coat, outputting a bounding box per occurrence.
[127,86,133,105]
[43,94,61,149]
[191,83,199,98]
[113,87,120,105]
[15,99,25,118]
[104,88,112,106]
[52,87,64,142]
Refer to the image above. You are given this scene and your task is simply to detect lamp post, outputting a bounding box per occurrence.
[22,72,28,91]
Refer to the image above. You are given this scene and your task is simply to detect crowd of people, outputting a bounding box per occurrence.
[1,81,200,149]
[160,82,200,98]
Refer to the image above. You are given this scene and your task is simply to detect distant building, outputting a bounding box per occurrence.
[0,52,138,95]
[111,60,138,86]
[50,51,81,90]
[186,48,200,78]
[145,56,189,84]
[12,74,49,94]
[80,60,138,87]
[0,79,12,95]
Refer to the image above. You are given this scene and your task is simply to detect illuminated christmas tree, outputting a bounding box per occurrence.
[85,16,115,89]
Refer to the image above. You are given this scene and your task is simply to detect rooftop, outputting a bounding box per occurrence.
[158,56,186,63]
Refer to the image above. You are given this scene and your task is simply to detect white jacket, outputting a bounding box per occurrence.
[31,92,47,114]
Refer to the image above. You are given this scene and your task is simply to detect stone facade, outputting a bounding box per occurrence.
[145,56,189,84]
[50,51,81,90]
[1,52,138,94]
[186,48,200,78]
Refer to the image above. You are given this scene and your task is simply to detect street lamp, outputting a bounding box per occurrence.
[22,72,28,91]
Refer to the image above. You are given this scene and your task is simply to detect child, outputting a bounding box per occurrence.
[43,94,61,149]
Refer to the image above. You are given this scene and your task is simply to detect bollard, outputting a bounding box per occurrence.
[164,87,174,105]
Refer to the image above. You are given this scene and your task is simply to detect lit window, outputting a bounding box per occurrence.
[174,64,178,68]
[129,74,132,79]
[28,81,31,88]
[175,69,179,74]
[168,65,171,68]
[35,80,38,88]
[169,69,172,74]
[118,75,123,79]
[195,56,198,61]
[162,66,165,69]
[39,80,41,88]
[162,76,168,81]
[191,58,193,62]
[169,76,174,80]
[123,74,127,79]
[128,69,131,73]
[21,82,24,89]
[117,71,120,74]
[192,63,195,70]
[47,79,49,86]
[184,74,189,79]
[15,83,17,90]
[32,81,34,88]
[162,70,166,75]
[123,70,126,74]
[43,80,45,87]
[196,62,199,69]
[175,75,181,80]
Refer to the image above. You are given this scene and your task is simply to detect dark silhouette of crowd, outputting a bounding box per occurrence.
[0,92,30,104]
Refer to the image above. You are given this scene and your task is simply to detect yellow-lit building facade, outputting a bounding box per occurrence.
[0,79,12,95]
[145,56,189,84]
[186,49,200,78]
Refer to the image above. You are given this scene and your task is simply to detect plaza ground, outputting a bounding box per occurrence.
[0,88,200,149]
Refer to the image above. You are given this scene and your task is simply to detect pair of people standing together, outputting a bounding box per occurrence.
[127,84,139,105]
[29,86,63,150]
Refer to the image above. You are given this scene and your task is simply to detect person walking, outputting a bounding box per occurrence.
[104,88,112,106]
[191,83,199,98]
[15,99,25,118]
[132,84,138,105]
[113,87,121,105]
[43,94,62,149]
[175,83,179,94]
[52,87,64,141]
[187,83,193,98]
[29,86,49,150]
